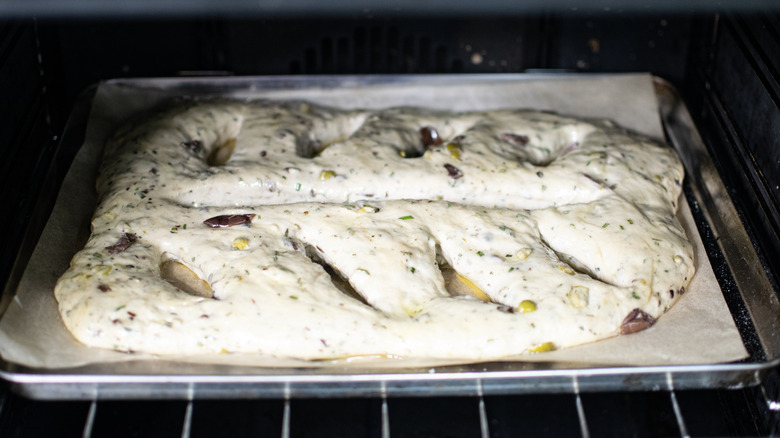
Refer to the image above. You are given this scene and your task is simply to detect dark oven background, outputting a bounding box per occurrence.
[0,10,779,437]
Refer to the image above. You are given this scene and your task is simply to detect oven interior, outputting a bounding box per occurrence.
[0,5,779,436]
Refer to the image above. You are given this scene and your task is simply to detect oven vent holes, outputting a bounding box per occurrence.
[288,26,463,75]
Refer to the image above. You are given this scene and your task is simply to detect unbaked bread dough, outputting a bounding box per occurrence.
[54,99,694,360]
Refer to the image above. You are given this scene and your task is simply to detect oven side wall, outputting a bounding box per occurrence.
[0,20,64,305]
[683,13,780,292]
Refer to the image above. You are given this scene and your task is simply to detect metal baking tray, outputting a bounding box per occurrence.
[1,74,778,400]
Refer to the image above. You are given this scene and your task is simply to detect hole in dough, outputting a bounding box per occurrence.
[160,257,214,298]
[284,237,368,305]
[434,243,490,302]
[289,112,369,159]
[206,138,236,166]
[440,263,491,302]
[537,234,615,287]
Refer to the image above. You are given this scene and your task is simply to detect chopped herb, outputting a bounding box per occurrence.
[620,225,625,230]
[289,295,298,300]
[93,252,102,258]
[602,223,609,228]
[410,267,416,273]
[477,251,485,257]
[399,215,414,220]
[295,183,301,191]
[632,292,640,299]
[627,219,634,224]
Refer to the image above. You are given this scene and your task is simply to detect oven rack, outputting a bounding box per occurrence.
[0,380,778,437]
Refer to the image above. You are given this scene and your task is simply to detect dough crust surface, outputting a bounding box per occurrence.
[54,100,694,360]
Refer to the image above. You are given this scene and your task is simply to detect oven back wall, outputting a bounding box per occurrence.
[46,15,691,105]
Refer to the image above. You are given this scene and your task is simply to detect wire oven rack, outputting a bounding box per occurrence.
[0,376,778,437]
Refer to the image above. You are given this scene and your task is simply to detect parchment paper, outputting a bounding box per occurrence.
[0,74,749,369]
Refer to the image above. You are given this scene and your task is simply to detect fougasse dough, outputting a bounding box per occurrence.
[54,99,694,361]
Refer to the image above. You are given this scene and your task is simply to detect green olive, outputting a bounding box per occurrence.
[516,248,533,260]
[518,300,537,313]
[528,342,556,353]
[568,286,589,308]
[319,170,336,180]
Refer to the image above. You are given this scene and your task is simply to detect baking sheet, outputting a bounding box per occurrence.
[0,73,748,370]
